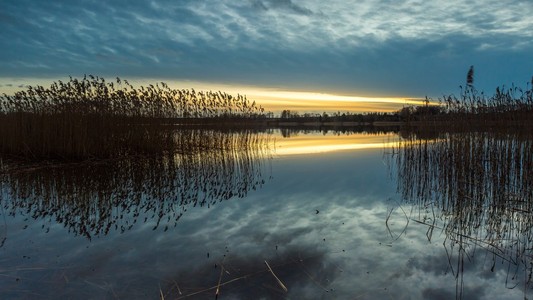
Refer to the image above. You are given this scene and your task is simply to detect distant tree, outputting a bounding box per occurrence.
[398,106,414,122]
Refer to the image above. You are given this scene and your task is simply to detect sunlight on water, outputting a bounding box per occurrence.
[273,132,399,155]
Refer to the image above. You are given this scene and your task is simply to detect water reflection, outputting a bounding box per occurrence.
[392,130,533,297]
[0,129,271,240]
[3,128,529,299]
[1,129,406,299]
[275,130,399,156]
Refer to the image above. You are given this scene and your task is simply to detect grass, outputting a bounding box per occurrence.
[0,75,266,161]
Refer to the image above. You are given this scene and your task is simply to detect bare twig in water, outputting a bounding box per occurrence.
[215,264,225,299]
[177,274,254,299]
[177,254,329,299]
[264,260,288,292]
[173,280,182,295]
[385,207,395,239]
[296,259,329,292]
[159,284,164,300]
[385,200,411,241]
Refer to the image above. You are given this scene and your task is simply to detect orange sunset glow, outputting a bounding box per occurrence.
[135,79,429,114]
[0,77,429,114]
[273,132,399,156]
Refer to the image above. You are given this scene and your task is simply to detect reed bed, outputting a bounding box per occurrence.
[439,78,533,128]
[391,130,533,295]
[0,130,271,239]
[403,68,533,129]
[0,76,266,160]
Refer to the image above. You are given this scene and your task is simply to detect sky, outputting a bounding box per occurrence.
[1,0,532,113]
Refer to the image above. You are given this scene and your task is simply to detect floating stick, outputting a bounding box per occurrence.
[264,260,288,292]
[215,264,224,299]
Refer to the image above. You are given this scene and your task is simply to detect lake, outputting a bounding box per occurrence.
[1,129,531,299]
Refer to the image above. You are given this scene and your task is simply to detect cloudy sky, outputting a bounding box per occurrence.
[1,0,532,112]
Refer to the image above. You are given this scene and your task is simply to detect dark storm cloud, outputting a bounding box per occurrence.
[1,0,532,96]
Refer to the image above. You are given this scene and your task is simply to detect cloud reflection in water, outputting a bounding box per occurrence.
[0,130,528,299]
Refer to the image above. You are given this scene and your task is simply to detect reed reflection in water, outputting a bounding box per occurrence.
[392,130,533,297]
[0,129,272,241]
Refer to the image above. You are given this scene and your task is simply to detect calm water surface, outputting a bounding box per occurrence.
[0,130,530,299]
